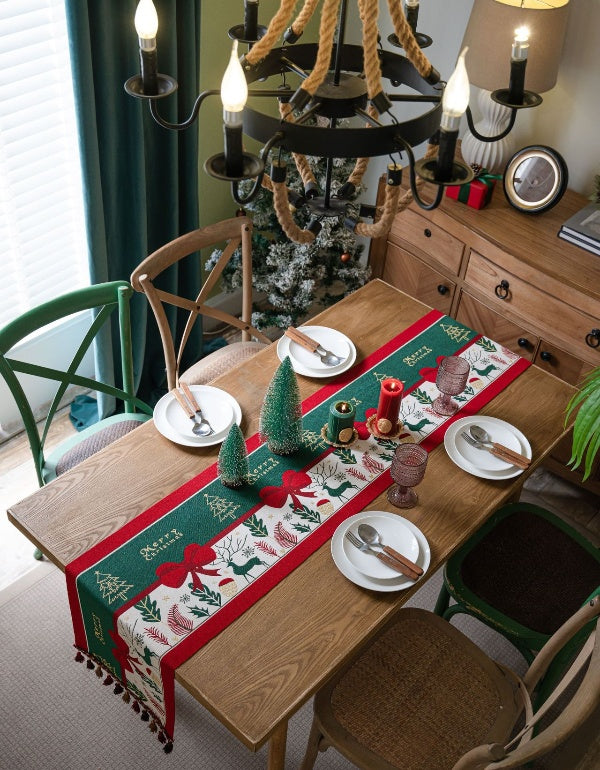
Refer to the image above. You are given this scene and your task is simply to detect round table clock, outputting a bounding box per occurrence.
[503,145,568,214]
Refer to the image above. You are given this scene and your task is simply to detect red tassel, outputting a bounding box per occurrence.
[132,701,141,714]
[164,741,173,754]
[157,731,166,744]
[113,683,124,695]
[122,691,131,704]
[75,651,84,663]
[141,710,150,722]
[149,720,158,733]
[103,675,114,686]
[86,660,95,670]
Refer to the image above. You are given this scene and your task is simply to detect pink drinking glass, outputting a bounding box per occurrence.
[432,355,470,416]
[387,443,428,509]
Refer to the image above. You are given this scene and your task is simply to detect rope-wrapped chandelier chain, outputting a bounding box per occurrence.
[244,0,298,66]
[272,180,317,243]
[354,182,401,238]
[386,0,436,82]
[301,0,342,97]
[287,0,321,41]
[357,0,383,103]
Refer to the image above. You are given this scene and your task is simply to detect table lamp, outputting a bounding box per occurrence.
[460,0,570,173]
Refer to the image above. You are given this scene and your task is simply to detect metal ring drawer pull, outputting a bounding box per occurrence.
[494,279,510,300]
[585,328,600,348]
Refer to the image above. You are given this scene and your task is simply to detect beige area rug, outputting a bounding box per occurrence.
[0,563,597,769]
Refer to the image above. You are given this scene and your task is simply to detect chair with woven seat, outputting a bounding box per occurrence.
[433,502,600,701]
[130,216,271,392]
[300,595,600,770]
[0,281,153,557]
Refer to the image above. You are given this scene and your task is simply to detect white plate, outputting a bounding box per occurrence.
[342,513,420,580]
[277,325,357,378]
[444,416,531,480]
[153,385,242,448]
[331,511,430,592]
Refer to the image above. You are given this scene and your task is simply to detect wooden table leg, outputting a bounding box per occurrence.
[267,721,288,770]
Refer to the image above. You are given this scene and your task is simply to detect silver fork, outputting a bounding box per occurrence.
[345,531,409,575]
[460,431,528,468]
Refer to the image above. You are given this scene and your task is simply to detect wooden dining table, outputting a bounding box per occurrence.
[7,279,577,769]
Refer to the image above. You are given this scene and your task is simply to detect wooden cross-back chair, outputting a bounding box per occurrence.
[300,595,600,770]
[130,216,270,392]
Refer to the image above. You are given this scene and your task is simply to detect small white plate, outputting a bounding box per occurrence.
[342,513,419,580]
[444,416,531,480]
[331,511,430,592]
[154,385,242,448]
[277,325,357,378]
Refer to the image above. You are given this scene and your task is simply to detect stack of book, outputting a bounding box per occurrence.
[558,203,600,256]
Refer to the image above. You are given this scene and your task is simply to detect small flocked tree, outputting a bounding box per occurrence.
[259,356,302,455]
[218,424,248,488]
[205,151,371,329]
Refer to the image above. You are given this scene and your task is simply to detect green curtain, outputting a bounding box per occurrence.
[65,0,207,411]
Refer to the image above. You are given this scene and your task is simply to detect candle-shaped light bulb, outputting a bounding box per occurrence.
[441,47,470,123]
[135,0,158,40]
[134,0,159,95]
[221,40,248,114]
[221,40,248,178]
[508,25,530,104]
[512,26,530,59]
[436,47,469,183]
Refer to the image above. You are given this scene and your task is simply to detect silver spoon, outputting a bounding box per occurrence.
[469,425,530,467]
[357,523,423,577]
[172,387,214,437]
[285,327,344,367]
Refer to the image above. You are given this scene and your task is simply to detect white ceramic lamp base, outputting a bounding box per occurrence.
[461,89,515,174]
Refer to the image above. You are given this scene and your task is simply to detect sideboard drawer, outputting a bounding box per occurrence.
[455,292,538,359]
[383,244,455,314]
[465,251,600,362]
[533,342,594,386]
[388,208,464,273]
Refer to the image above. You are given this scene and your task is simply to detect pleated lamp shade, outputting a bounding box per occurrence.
[461,0,571,95]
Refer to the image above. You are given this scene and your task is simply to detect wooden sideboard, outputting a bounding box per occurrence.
[369,178,600,491]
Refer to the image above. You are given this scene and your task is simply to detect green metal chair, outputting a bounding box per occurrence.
[0,281,153,556]
[434,501,600,702]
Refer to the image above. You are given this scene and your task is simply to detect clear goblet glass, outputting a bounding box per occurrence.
[387,443,428,509]
[432,355,470,416]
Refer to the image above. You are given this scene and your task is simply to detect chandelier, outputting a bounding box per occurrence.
[125,0,543,244]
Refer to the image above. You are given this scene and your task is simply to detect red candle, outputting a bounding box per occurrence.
[376,378,403,434]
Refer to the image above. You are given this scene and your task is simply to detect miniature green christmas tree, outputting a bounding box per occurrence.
[259,356,302,455]
[217,424,248,488]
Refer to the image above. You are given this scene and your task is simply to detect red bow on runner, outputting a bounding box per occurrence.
[418,354,446,384]
[156,543,220,592]
[259,469,317,511]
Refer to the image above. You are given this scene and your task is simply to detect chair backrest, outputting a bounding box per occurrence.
[455,593,600,769]
[0,281,151,487]
[130,216,271,392]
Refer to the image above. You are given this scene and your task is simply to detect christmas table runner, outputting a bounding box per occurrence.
[66,310,530,750]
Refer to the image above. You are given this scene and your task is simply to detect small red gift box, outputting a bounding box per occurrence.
[446,169,500,210]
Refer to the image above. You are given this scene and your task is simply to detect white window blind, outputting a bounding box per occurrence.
[0,0,89,328]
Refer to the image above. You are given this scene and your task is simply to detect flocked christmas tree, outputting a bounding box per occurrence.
[217,423,249,488]
[205,151,371,329]
[259,356,302,455]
